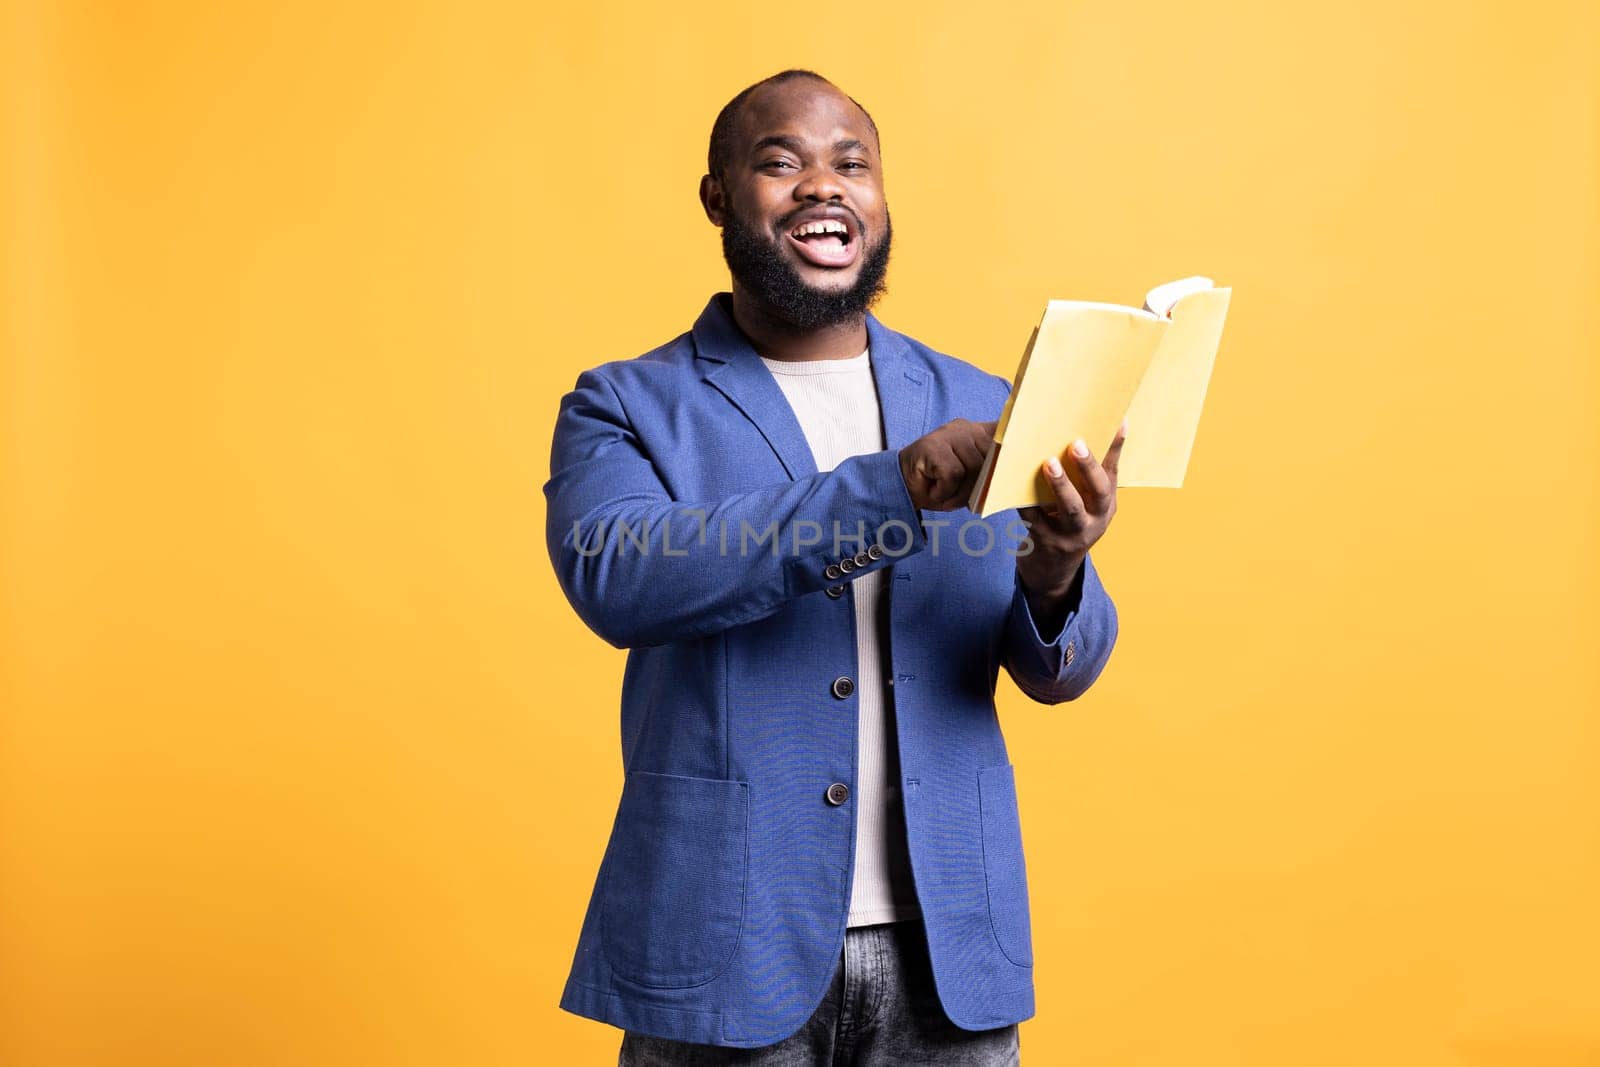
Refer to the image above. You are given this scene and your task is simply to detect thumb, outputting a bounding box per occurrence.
[1102,419,1128,481]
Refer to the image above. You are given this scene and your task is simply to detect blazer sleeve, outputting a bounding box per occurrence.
[999,553,1119,705]
[544,367,928,649]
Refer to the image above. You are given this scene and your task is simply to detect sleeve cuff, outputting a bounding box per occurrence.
[1006,555,1107,680]
[789,449,928,595]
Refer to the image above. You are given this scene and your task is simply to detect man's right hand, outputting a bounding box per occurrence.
[898,419,996,511]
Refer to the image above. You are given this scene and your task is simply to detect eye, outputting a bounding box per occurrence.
[759,158,796,171]
[839,160,869,172]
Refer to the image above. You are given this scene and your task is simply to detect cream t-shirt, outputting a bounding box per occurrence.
[759,347,922,928]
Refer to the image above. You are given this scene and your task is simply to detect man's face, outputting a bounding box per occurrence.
[704,80,892,330]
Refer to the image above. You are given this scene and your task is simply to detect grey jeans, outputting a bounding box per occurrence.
[617,919,1022,1065]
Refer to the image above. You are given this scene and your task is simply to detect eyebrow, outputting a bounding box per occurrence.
[751,135,871,156]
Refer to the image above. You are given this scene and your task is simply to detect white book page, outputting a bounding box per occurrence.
[1143,276,1214,317]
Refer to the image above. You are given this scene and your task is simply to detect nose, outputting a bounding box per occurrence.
[794,162,846,203]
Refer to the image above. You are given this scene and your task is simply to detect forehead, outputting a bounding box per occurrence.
[734,80,878,154]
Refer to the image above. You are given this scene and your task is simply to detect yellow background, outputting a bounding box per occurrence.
[3,1,1596,1064]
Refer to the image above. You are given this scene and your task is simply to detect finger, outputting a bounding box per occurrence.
[915,440,956,484]
[927,442,968,503]
[946,417,992,447]
[950,429,988,475]
[1041,455,1088,527]
[1102,419,1128,485]
[1064,438,1113,515]
[951,463,986,508]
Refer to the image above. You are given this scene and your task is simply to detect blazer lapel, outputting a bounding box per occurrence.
[692,294,930,479]
[865,312,930,452]
[695,296,819,481]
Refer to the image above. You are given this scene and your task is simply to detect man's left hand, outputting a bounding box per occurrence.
[1014,422,1126,632]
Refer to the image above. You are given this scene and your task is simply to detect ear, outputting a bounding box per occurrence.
[699,173,727,227]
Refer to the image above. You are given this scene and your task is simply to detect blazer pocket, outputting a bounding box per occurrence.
[978,763,1035,968]
[600,770,750,988]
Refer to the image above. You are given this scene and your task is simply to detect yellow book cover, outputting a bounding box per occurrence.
[970,277,1231,516]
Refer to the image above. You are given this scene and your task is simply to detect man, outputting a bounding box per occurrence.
[545,69,1125,1065]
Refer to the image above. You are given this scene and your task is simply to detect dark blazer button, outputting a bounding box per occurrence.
[825,585,845,599]
[853,551,871,568]
[824,563,842,580]
[866,544,883,561]
[831,676,855,699]
[825,782,850,806]
[838,557,856,574]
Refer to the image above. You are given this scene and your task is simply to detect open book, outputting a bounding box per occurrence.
[968,276,1231,517]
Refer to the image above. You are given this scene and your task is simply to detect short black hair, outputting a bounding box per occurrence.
[706,69,880,182]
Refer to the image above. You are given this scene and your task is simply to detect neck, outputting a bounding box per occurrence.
[728,286,868,362]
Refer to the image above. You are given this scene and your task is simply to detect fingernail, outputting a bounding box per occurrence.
[1120,417,1129,435]
[1071,439,1090,459]
[1044,457,1063,477]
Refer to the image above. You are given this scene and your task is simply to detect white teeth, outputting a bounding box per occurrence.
[792,220,849,238]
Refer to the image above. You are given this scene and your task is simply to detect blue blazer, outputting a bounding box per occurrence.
[545,294,1118,1047]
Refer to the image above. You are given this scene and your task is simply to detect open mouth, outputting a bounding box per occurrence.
[783,215,860,269]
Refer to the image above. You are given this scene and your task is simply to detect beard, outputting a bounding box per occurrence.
[720,205,892,330]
